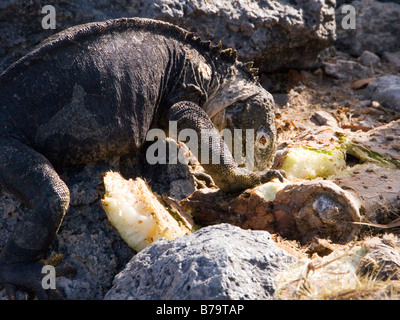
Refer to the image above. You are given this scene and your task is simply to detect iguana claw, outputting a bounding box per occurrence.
[259,169,286,183]
[0,261,74,300]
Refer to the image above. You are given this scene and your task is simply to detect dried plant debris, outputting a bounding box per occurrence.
[348,119,400,168]
[275,235,400,300]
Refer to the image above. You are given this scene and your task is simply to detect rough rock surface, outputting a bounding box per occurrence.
[336,0,400,56]
[104,224,296,300]
[358,50,381,67]
[0,0,336,73]
[365,76,400,112]
[0,146,197,299]
[323,59,371,81]
[0,158,136,299]
[132,0,336,72]
[383,51,400,69]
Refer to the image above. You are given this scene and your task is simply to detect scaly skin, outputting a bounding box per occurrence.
[168,101,283,191]
[0,17,282,298]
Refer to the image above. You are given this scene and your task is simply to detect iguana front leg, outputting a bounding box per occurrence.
[168,101,284,192]
[0,137,69,299]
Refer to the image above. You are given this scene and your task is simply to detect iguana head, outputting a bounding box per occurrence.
[203,62,277,172]
[222,89,277,172]
[183,36,277,172]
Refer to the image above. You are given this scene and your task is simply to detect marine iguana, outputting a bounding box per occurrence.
[0,17,283,299]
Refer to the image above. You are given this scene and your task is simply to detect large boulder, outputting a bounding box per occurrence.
[133,0,336,72]
[336,0,400,56]
[104,224,296,300]
[0,0,336,73]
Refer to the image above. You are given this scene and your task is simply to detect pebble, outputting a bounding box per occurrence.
[358,50,381,67]
[382,51,400,69]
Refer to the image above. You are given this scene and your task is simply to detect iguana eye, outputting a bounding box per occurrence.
[255,130,270,149]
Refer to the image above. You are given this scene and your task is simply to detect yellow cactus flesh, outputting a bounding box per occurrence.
[101,172,191,252]
[281,147,346,180]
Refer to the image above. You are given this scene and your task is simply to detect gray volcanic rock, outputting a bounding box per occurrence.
[0,158,135,300]
[133,0,336,72]
[0,150,197,299]
[365,76,400,112]
[336,0,400,56]
[104,224,296,300]
[0,0,336,73]
[323,59,371,80]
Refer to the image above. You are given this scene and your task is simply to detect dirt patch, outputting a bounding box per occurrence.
[268,51,400,149]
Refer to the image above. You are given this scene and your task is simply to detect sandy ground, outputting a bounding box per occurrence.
[264,49,400,149]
